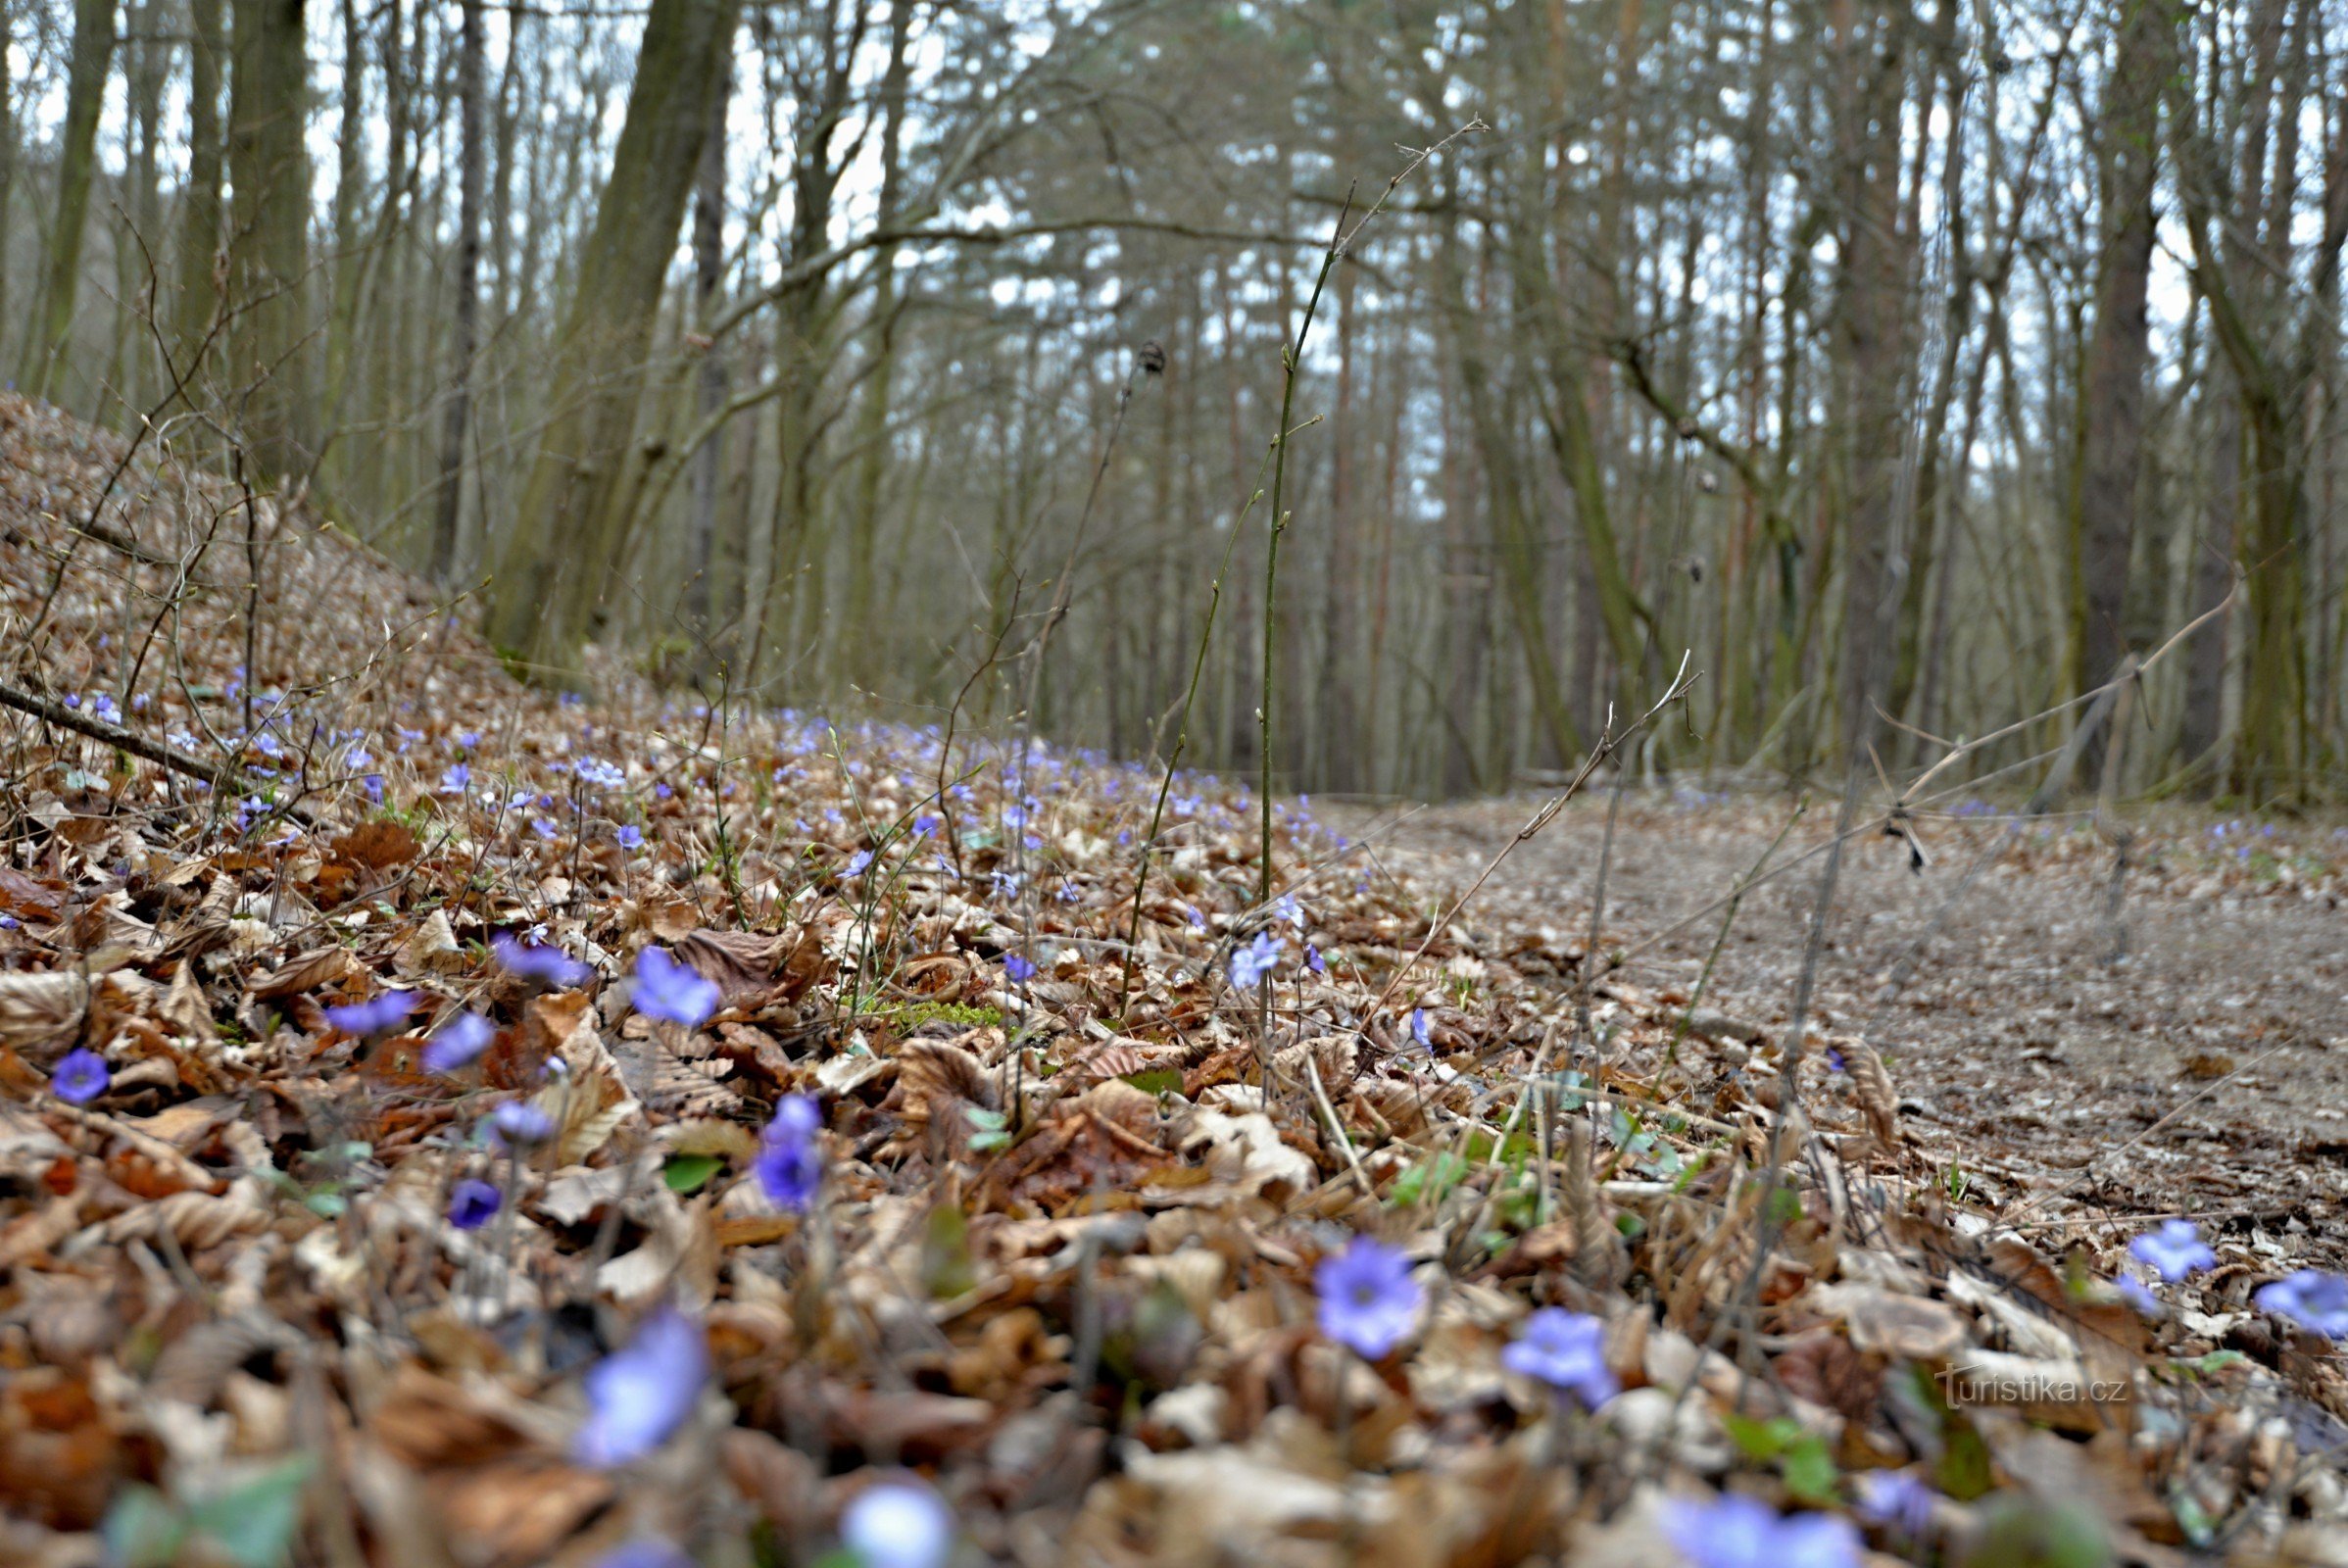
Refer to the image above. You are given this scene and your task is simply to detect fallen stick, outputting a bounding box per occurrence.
[0,679,321,824]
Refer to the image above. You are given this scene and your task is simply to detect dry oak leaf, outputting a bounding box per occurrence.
[0,969,90,1055]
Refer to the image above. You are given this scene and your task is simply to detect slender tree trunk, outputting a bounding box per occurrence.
[1831,0,1914,758]
[842,0,913,691]
[225,0,317,481]
[171,0,225,411]
[684,59,730,640]
[429,0,485,581]
[20,0,117,400]
[2071,0,2169,779]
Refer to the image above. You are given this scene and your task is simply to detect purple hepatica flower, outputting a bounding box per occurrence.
[755,1094,824,1210]
[488,1101,556,1149]
[841,1479,955,1568]
[2255,1270,2348,1338]
[2129,1219,2217,1283]
[1662,1493,1861,1568]
[447,1178,502,1230]
[1004,953,1037,984]
[1408,1008,1433,1051]
[1315,1237,1422,1359]
[632,946,719,1027]
[574,1306,708,1467]
[595,1544,692,1568]
[615,824,644,850]
[51,1049,110,1104]
[1229,930,1281,990]
[324,990,420,1036]
[1852,1470,1935,1540]
[843,849,874,879]
[422,1012,495,1073]
[2113,1275,2163,1317]
[491,931,592,989]
[1500,1308,1617,1409]
[1305,943,1327,975]
[912,812,941,838]
[437,761,470,796]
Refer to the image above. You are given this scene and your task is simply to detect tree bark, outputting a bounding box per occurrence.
[225,0,317,482]
[20,0,117,400]
[171,0,225,411]
[483,0,740,668]
[2071,0,2169,779]
[428,0,486,581]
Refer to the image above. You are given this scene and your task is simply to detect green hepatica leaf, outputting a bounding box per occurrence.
[187,1454,316,1568]
[1120,1067,1183,1096]
[101,1485,187,1568]
[662,1152,725,1194]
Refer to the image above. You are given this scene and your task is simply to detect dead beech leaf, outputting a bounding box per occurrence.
[674,927,784,1005]
[436,1460,612,1567]
[367,1365,533,1469]
[0,970,90,1054]
[0,867,69,922]
[1813,1283,1969,1360]
[249,946,356,1000]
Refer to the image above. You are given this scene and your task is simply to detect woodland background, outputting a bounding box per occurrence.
[3,0,2346,802]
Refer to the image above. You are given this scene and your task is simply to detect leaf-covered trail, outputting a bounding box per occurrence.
[1350,792,2348,1267]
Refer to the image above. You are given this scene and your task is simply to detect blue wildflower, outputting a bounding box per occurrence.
[1314,1237,1422,1359]
[755,1095,823,1210]
[1229,930,1281,989]
[1852,1471,1934,1540]
[574,1307,707,1467]
[2129,1220,2216,1283]
[491,932,592,989]
[51,1049,110,1104]
[841,1480,955,1568]
[1500,1308,1616,1408]
[632,947,718,1027]
[448,1178,502,1230]
[2256,1270,2348,1338]
[1662,1493,1860,1568]
[1004,954,1037,983]
[488,1101,556,1149]
[324,990,419,1036]
[422,1012,495,1072]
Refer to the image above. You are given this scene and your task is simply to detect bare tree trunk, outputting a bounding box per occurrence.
[20,0,117,400]
[1318,260,1360,792]
[483,0,739,667]
[429,0,485,581]
[1831,0,1914,759]
[0,7,13,368]
[171,0,225,410]
[2071,0,2169,779]
[226,0,317,481]
[683,58,731,639]
[842,0,914,691]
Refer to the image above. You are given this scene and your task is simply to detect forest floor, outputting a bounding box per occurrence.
[5,389,2348,1568]
[1345,794,2348,1271]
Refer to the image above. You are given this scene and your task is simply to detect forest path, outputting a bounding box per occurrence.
[1337,791,2348,1266]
